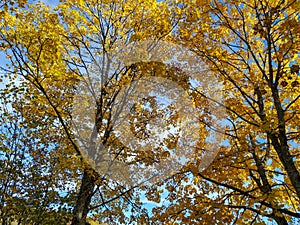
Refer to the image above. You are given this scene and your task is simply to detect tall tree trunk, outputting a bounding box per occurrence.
[71,168,97,225]
[270,87,300,200]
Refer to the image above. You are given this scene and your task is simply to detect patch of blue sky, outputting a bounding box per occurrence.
[29,0,60,7]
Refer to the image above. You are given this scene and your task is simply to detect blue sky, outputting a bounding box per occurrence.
[32,0,60,7]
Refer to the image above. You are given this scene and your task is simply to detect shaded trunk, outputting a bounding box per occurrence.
[71,168,97,225]
[272,213,288,225]
[270,86,300,200]
[270,132,300,199]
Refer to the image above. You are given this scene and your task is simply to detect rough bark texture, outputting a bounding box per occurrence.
[270,86,300,200]
[71,169,97,225]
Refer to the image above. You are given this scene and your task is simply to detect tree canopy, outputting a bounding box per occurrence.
[0,0,300,224]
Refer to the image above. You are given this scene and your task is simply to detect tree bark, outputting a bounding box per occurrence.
[272,213,288,225]
[71,168,97,225]
[270,86,300,200]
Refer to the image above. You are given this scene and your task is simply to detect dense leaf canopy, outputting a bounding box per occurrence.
[0,0,299,224]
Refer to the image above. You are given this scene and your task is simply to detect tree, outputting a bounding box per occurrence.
[1,0,300,224]
[144,0,300,224]
[0,70,76,224]
[1,0,178,224]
